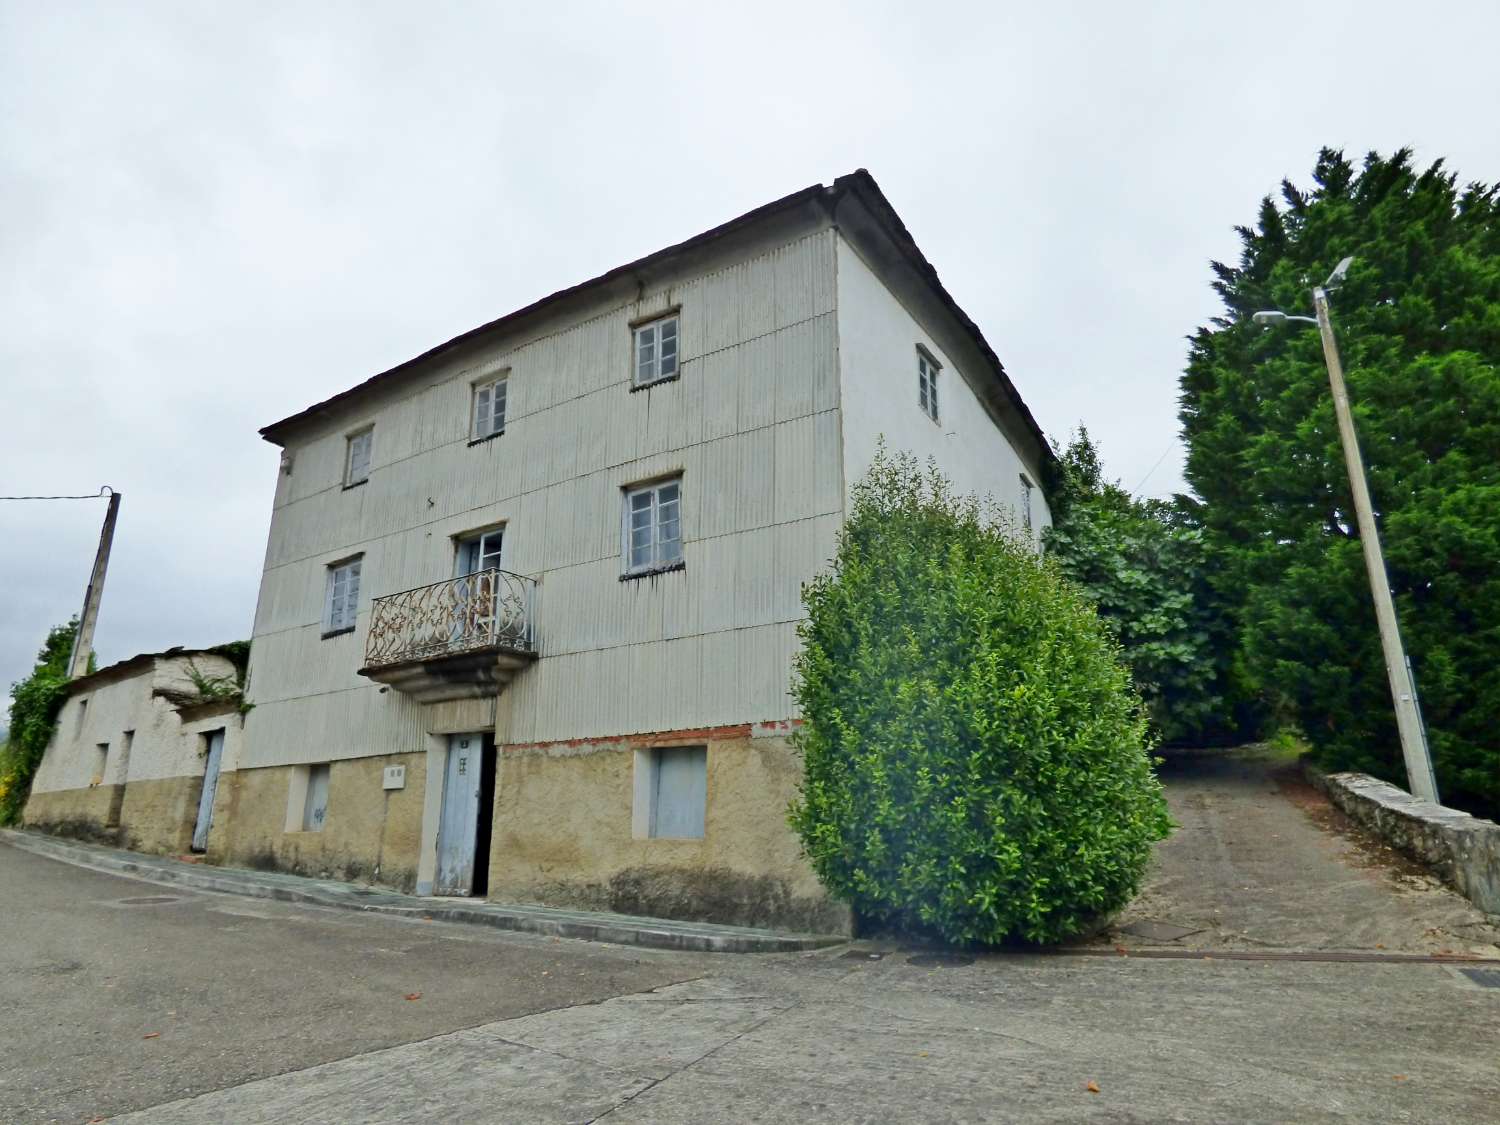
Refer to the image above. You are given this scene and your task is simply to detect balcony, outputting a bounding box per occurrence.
[358,569,538,703]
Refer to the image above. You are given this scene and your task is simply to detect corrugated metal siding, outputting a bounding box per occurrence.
[243,229,841,767]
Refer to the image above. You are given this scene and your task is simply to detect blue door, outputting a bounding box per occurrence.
[191,729,225,852]
[435,734,483,895]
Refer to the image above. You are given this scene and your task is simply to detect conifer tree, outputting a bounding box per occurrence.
[1181,148,1500,814]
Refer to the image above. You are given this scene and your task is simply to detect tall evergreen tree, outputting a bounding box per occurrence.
[1181,148,1500,815]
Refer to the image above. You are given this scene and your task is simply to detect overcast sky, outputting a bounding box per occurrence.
[2,1,1496,696]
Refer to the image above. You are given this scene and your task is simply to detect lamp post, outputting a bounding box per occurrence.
[1252,258,1440,804]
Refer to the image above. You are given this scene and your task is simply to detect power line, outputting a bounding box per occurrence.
[0,486,115,501]
[1132,446,1176,496]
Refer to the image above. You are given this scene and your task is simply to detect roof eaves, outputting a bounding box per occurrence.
[60,646,230,697]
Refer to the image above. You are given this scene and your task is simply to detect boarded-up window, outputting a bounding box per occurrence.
[647,746,706,838]
[303,764,330,831]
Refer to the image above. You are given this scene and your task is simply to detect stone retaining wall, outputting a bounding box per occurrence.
[1305,761,1500,916]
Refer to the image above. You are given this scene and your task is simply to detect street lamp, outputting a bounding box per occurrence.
[1252,257,1441,803]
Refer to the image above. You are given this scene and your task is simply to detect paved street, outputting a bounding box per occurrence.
[1106,745,1500,955]
[5,747,1499,1123]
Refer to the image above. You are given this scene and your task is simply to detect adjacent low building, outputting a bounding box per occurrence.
[202,169,1056,934]
[23,648,245,855]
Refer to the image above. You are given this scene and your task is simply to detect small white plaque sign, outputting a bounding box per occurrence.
[382,765,406,790]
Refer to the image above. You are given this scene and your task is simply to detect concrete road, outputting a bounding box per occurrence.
[6,746,1500,1123]
[0,845,710,1124]
[1108,746,1500,955]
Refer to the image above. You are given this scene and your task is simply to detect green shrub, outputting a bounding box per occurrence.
[1043,427,1255,745]
[789,450,1171,946]
[0,620,78,825]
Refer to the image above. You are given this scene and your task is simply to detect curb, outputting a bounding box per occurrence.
[0,829,847,955]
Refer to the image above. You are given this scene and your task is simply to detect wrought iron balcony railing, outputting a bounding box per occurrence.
[364,569,536,669]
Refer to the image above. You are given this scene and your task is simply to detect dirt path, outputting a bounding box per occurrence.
[1101,744,1500,955]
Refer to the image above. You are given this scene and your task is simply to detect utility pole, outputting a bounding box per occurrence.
[67,488,121,680]
[1310,287,1440,804]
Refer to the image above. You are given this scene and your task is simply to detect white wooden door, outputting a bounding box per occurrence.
[435,734,482,895]
[191,729,225,852]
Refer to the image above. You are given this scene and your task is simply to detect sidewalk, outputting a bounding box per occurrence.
[0,828,845,954]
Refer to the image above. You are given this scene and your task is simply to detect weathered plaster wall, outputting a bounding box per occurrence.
[24,655,243,854]
[21,786,119,843]
[116,776,205,854]
[210,752,428,892]
[488,728,850,934]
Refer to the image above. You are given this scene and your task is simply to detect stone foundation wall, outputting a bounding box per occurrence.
[1306,761,1500,915]
[209,753,428,892]
[489,729,850,935]
[117,775,206,854]
[22,785,122,845]
[25,776,215,855]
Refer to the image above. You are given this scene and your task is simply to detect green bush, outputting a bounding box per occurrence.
[0,620,80,825]
[789,450,1171,946]
[1043,427,1255,745]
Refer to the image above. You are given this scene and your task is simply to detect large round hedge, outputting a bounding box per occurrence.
[789,450,1171,945]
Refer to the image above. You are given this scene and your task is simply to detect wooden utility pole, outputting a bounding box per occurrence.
[67,488,121,680]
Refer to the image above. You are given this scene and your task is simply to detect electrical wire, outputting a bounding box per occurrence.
[0,486,114,501]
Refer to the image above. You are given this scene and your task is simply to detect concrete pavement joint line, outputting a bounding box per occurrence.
[585,961,870,1123]
[101,974,717,1123]
[0,831,843,953]
[585,1001,797,1124]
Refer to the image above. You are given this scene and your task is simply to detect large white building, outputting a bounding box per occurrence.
[210,171,1054,933]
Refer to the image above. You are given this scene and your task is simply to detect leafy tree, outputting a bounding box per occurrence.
[0,620,81,825]
[789,450,1170,945]
[1181,148,1500,815]
[1043,428,1247,744]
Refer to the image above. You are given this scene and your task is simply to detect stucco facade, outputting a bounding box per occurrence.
[229,171,1054,932]
[24,650,244,855]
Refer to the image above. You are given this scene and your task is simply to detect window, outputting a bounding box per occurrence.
[1019,474,1035,532]
[92,743,109,786]
[471,375,507,441]
[344,428,373,487]
[918,349,940,422]
[303,764,330,831]
[635,746,707,838]
[632,314,679,388]
[76,698,88,734]
[622,478,683,574]
[457,528,504,576]
[323,557,363,635]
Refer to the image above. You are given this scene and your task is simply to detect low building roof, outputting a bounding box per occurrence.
[259,169,1056,476]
